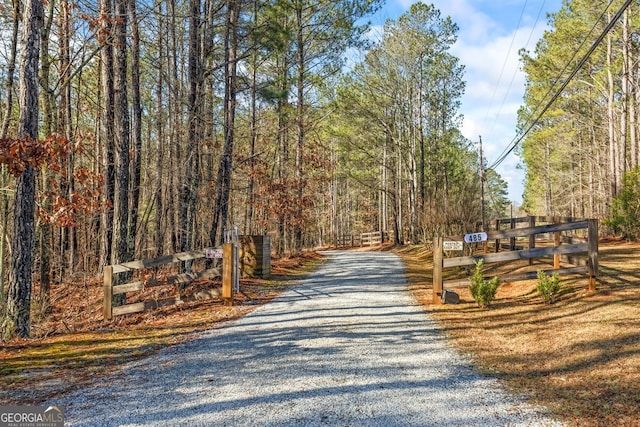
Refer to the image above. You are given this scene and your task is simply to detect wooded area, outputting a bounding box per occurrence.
[519,0,640,231]
[0,0,514,339]
[10,0,640,341]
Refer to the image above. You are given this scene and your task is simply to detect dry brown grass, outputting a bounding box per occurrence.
[0,252,325,405]
[395,241,640,427]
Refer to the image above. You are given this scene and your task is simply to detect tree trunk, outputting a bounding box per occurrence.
[210,0,239,247]
[179,0,201,264]
[381,137,388,237]
[58,0,75,277]
[607,26,618,198]
[128,0,142,260]
[2,0,43,340]
[294,3,305,252]
[99,0,115,269]
[396,128,403,244]
[245,0,259,236]
[37,0,55,307]
[168,0,179,253]
[1,1,20,137]
[418,71,426,216]
[111,0,130,306]
[154,0,165,257]
[620,9,629,177]
[627,10,638,169]
[0,0,21,305]
[276,49,289,256]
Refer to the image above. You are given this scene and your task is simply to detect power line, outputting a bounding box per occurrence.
[488,0,632,171]
[489,0,616,169]
[487,0,546,137]
[482,0,529,132]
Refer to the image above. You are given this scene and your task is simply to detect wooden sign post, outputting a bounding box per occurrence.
[433,237,443,304]
[587,219,599,293]
[222,243,234,306]
[103,265,113,320]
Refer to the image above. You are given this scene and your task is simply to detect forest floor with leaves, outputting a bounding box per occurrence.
[0,252,325,406]
[394,240,640,427]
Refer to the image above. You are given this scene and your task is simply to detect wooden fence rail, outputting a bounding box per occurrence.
[490,216,589,254]
[361,231,382,247]
[433,218,598,304]
[335,231,389,247]
[336,234,361,248]
[104,243,235,320]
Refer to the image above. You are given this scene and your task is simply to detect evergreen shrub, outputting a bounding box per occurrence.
[536,270,562,304]
[469,260,500,308]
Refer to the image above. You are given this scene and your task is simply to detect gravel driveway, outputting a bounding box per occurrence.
[60,251,560,426]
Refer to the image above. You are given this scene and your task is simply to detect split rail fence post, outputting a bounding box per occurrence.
[103,265,113,320]
[433,237,443,304]
[587,219,599,292]
[222,242,234,305]
[553,216,561,269]
[528,216,536,265]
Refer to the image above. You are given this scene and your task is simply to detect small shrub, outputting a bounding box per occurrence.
[536,270,562,304]
[469,260,500,308]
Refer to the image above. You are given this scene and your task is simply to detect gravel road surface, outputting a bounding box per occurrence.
[60,251,560,426]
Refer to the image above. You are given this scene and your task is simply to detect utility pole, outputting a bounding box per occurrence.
[479,135,485,231]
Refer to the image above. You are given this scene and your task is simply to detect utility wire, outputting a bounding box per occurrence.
[487,0,546,136]
[483,0,529,132]
[489,0,615,169]
[489,0,632,170]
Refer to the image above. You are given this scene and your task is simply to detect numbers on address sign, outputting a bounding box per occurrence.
[464,232,488,244]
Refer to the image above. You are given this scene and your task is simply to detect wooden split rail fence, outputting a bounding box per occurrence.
[361,231,382,247]
[433,217,599,304]
[336,231,388,248]
[104,243,236,320]
[336,234,362,247]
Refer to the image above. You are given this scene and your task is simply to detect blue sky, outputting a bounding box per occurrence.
[367,0,564,203]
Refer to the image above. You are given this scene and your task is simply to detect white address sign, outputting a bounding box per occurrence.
[205,248,224,259]
[443,240,463,251]
[464,232,488,244]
